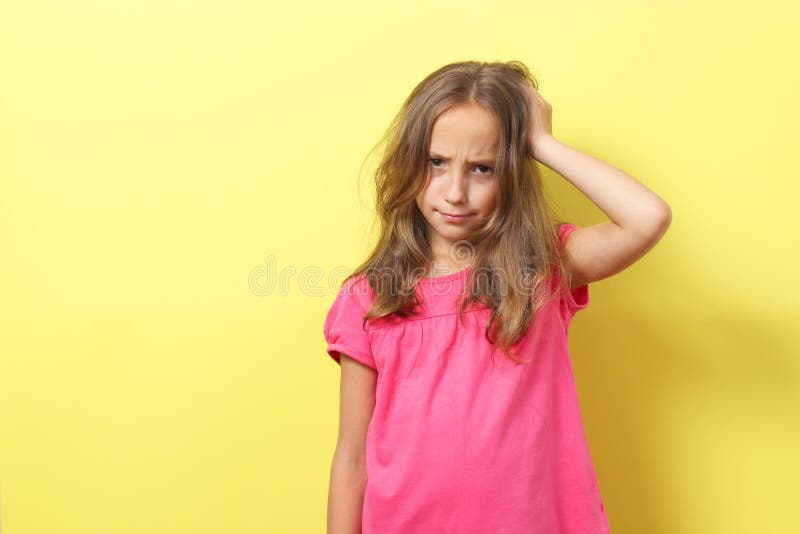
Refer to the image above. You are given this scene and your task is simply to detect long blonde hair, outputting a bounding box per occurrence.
[347,60,575,365]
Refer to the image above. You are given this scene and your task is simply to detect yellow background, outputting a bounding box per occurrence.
[1,1,798,532]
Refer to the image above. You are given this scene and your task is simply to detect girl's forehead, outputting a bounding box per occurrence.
[429,106,500,152]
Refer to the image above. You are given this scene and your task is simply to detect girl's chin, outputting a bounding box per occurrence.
[438,229,477,244]
[435,225,469,236]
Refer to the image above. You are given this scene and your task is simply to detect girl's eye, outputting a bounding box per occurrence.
[429,159,494,175]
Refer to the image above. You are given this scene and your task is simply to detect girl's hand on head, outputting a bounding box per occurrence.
[524,83,554,161]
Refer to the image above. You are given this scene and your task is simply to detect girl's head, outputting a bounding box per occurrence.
[369,60,541,255]
[352,60,572,364]
[414,100,501,267]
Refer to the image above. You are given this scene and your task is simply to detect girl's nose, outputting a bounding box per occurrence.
[444,170,468,205]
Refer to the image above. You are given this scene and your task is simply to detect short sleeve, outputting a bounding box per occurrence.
[323,275,377,371]
[557,223,590,316]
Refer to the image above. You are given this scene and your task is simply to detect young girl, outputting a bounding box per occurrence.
[323,60,671,534]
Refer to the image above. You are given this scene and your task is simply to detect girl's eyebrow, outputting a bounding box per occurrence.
[428,151,496,165]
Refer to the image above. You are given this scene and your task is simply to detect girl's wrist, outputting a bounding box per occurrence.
[531,134,558,162]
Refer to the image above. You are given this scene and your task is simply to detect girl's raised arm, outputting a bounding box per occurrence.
[525,84,672,289]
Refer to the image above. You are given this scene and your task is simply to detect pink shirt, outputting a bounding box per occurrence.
[323,223,610,533]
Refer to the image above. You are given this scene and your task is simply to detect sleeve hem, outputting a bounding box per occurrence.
[565,282,590,313]
[557,222,590,316]
[327,344,378,371]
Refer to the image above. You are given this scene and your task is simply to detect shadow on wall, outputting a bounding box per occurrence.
[572,251,798,533]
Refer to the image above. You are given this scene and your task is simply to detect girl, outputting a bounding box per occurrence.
[323,60,671,534]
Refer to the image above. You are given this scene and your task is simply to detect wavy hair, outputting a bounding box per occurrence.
[346,60,575,366]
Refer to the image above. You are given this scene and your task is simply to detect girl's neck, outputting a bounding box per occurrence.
[425,259,471,277]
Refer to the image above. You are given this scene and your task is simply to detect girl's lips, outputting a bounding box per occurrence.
[439,211,471,223]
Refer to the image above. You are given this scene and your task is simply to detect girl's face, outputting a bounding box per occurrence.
[415,101,500,269]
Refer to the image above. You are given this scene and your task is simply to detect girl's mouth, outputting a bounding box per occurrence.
[439,211,471,223]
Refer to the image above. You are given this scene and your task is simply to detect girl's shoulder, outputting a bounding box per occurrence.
[337,271,372,296]
[557,222,580,247]
[323,272,378,370]
[552,222,591,316]
[329,272,375,317]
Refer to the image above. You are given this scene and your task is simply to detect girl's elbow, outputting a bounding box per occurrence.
[332,444,367,469]
[649,200,672,235]
[657,203,672,230]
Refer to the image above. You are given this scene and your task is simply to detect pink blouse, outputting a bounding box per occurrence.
[323,223,610,533]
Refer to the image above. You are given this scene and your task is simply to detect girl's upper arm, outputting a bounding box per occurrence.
[563,217,671,290]
[335,353,377,462]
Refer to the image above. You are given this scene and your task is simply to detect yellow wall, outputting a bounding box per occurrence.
[1,1,798,532]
